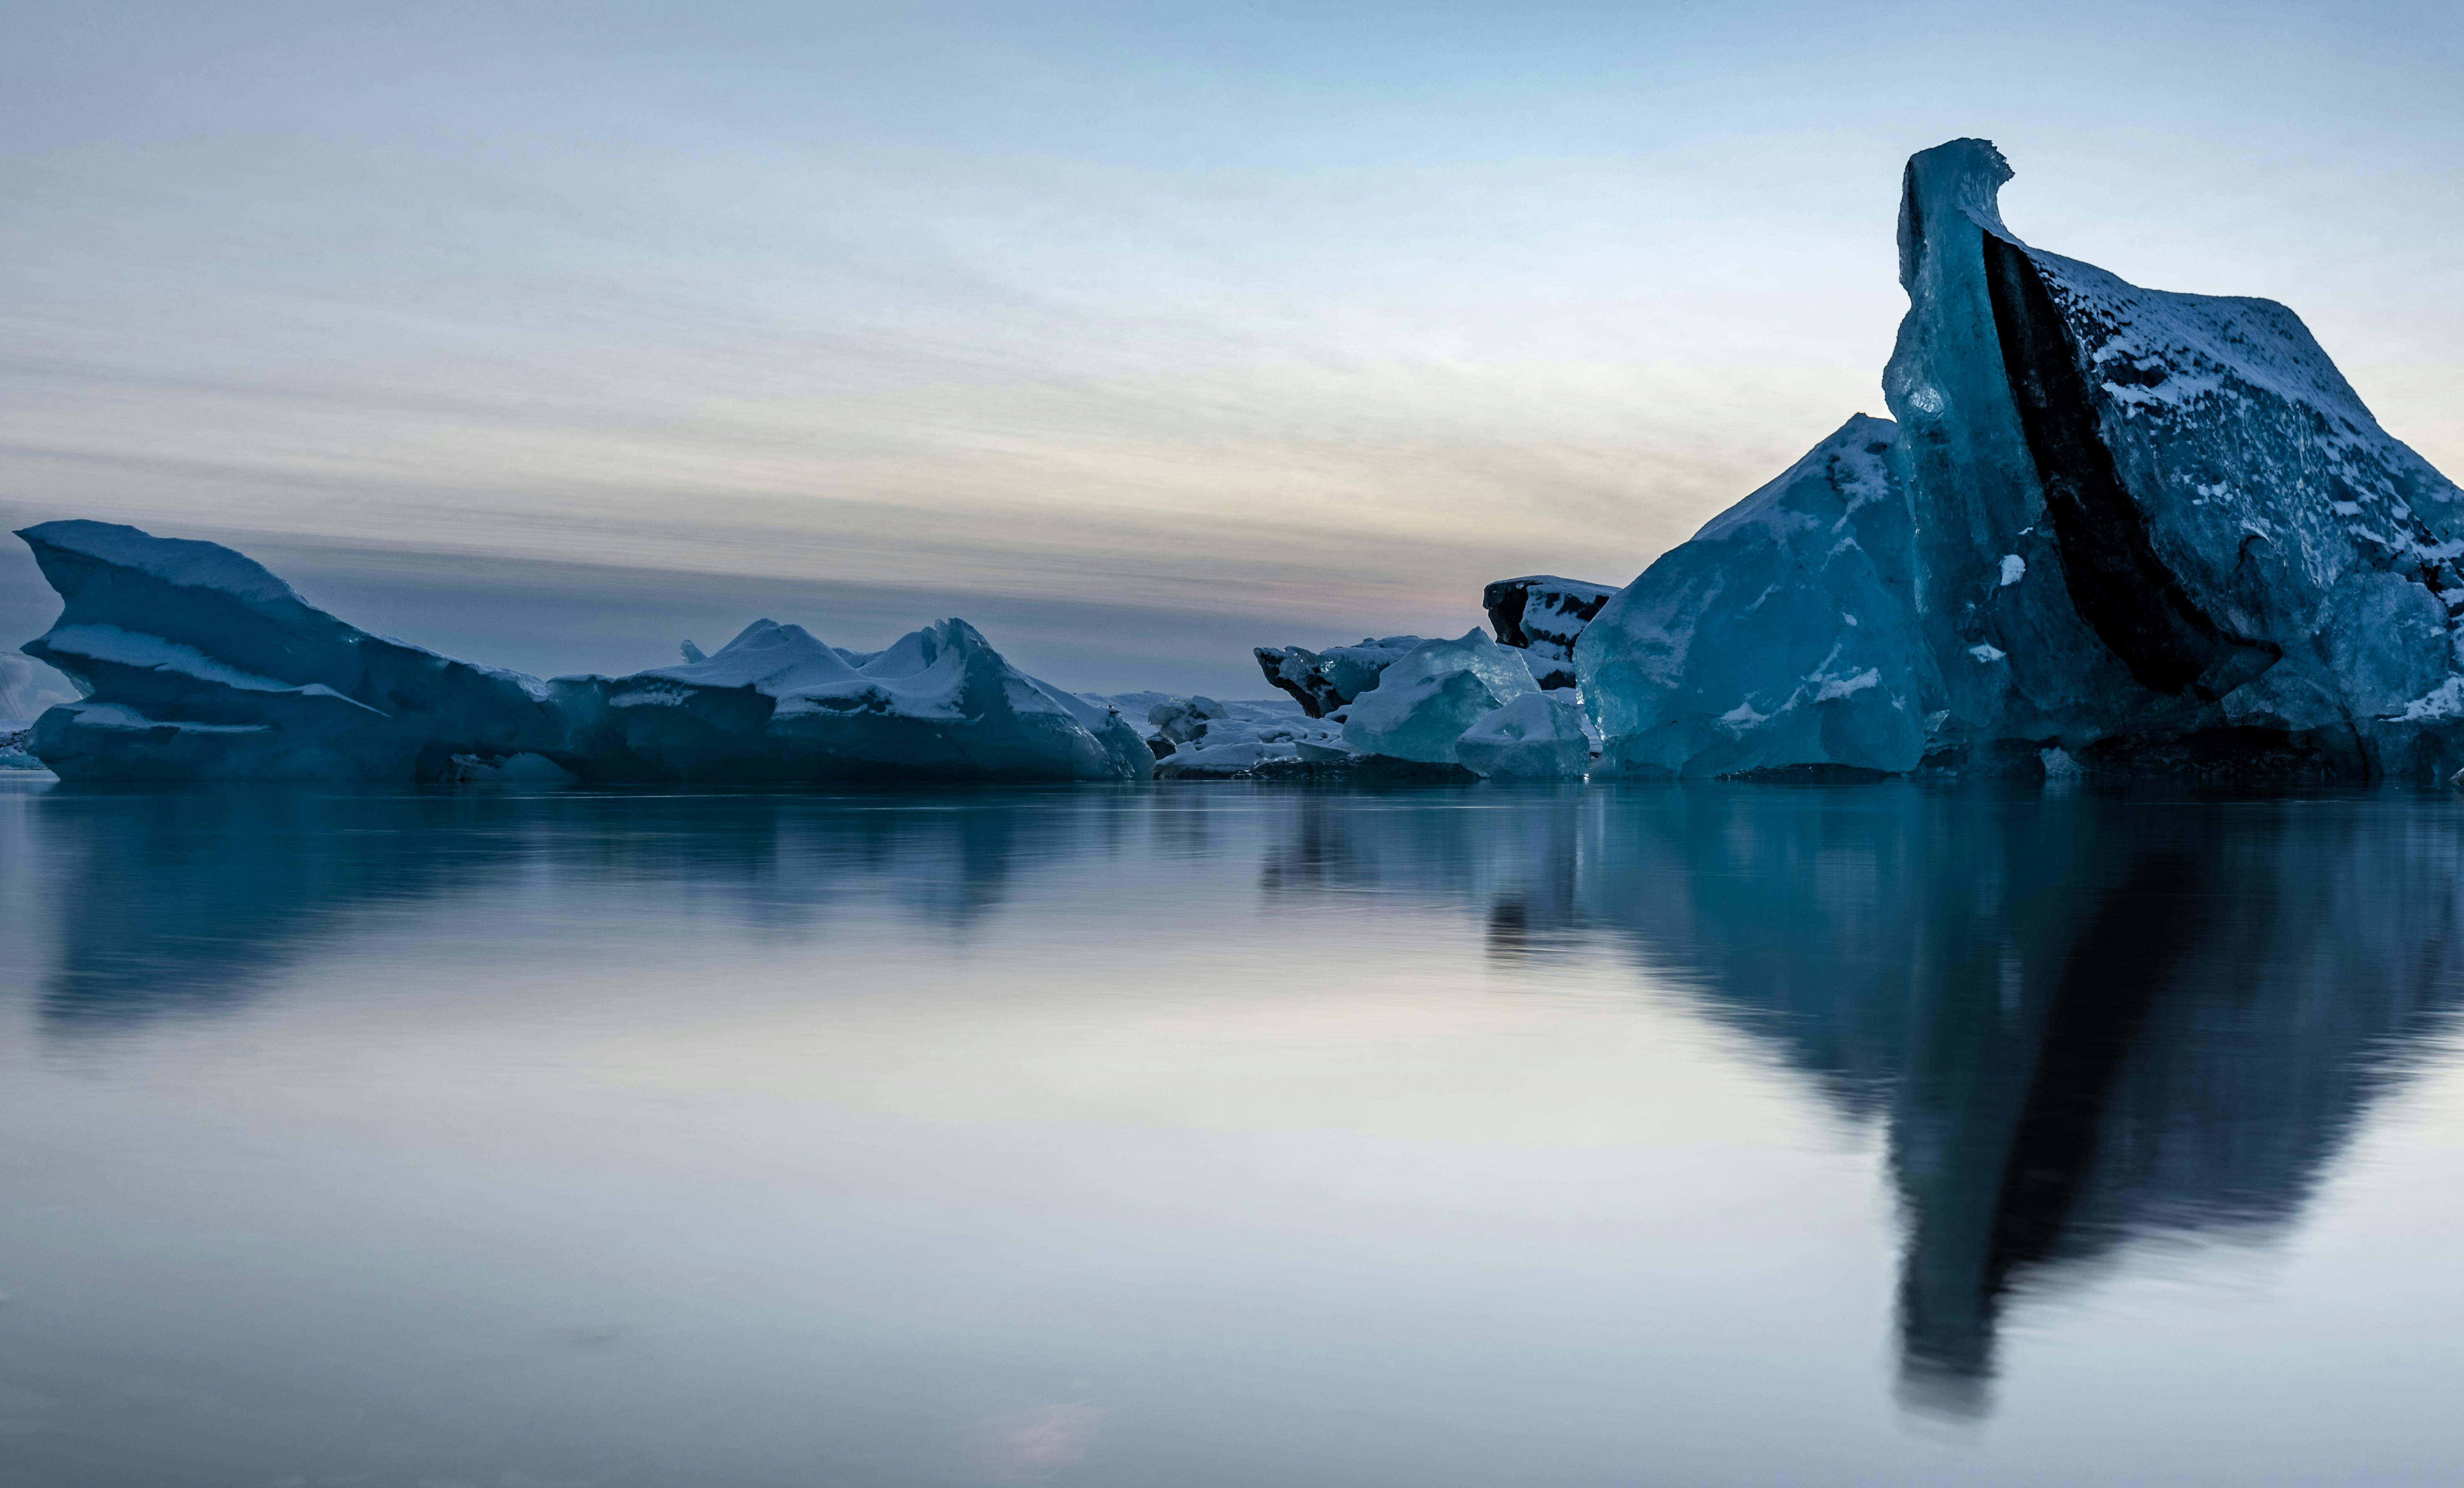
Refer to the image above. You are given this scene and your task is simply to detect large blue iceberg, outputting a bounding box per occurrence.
[14,520,1150,782]
[1581,139,2464,783]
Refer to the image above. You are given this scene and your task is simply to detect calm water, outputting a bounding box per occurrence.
[3,777,2463,1487]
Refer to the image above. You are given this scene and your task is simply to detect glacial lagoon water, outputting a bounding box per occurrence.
[3,777,2463,1487]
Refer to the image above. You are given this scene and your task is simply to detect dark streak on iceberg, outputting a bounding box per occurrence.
[1576,136,2464,784]
[1979,231,2272,699]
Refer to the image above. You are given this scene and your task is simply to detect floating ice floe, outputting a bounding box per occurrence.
[1143,696,1353,778]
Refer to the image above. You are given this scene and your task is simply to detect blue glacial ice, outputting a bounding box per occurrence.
[556,616,1151,782]
[1579,139,2464,784]
[1576,415,1936,779]
[1883,137,2464,779]
[1454,690,1591,779]
[13,521,1150,782]
[1341,629,1539,766]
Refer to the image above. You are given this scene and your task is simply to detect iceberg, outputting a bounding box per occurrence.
[1253,637,1426,718]
[1580,140,2464,784]
[1454,691,1590,779]
[13,522,1150,783]
[1885,138,2464,780]
[19,520,578,782]
[556,616,1152,782]
[1577,415,1937,778]
[1482,576,1616,689]
[1341,629,1538,766]
[1146,696,1353,778]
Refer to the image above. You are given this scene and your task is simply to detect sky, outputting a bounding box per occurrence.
[3,0,2461,697]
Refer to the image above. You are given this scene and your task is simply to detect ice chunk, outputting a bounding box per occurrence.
[559,615,1153,781]
[1885,138,2464,779]
[1342,629,1538,764]
[1145,695,1352,777]
[1482,576,1617,689]
[1455,691,1590,779]
[18,520,575,782]
[1576,416,1938,778]
[1253,637,1427,717]
[13,522,1150,782]
[0,721,41,771]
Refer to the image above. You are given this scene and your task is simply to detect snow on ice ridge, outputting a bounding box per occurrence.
[1482,577,1616,690]
[1253,637,1427,718]
[12,521,1150,782]
[1576,138,2464,783]
[1343,629,1540,767]
[1878,136,2464,779]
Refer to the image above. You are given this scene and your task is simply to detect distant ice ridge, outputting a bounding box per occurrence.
[1576,139,2464,783]
[560,616,1150,782]
[1107,640,1595,781]
[11,521,1150,782]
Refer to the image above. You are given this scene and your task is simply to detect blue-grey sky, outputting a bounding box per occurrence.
[4,0,2459,696]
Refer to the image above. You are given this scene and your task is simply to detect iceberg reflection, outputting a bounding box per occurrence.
[1249,784,2464,1410]
[8,778,2459,1414]
[14,785,1142,1032]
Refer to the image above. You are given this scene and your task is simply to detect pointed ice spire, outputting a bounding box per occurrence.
[1897,138,2016,289]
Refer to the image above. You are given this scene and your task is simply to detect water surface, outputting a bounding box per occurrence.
[3,778,2461,1486]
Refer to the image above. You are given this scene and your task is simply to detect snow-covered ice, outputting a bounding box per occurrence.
[0,721,41,771]
[1883,137,2464,779]
[13,522,1149,782]
[1342,630,1539,766]
[1454,691,1590,779]
[561,616,1151,782]
[1576,415,1936,778]
[1148,699,1352,778]
[1253,638,1427,718]
[1577,138,2464,783]
[1482,576,1616,689]
[15,137,2464,786]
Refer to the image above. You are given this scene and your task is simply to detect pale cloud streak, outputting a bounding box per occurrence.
[2,2,2457,691]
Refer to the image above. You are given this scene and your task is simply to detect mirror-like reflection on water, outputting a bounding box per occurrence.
[2,778,2461,1486]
